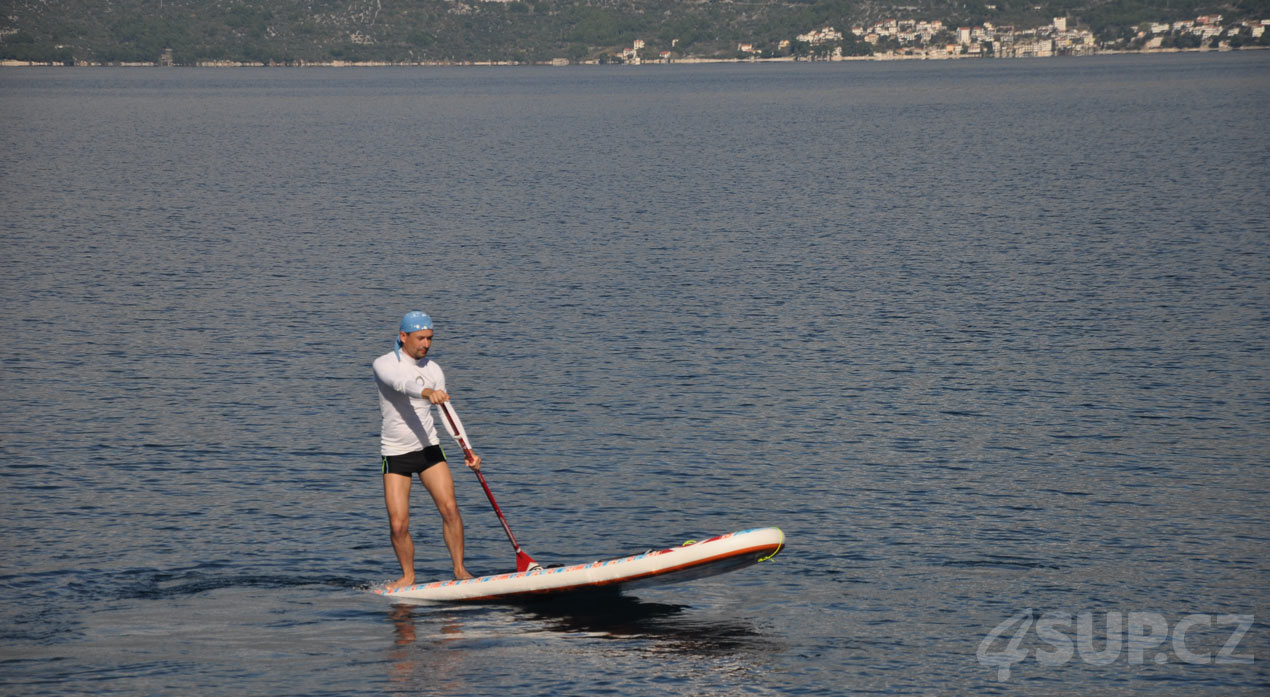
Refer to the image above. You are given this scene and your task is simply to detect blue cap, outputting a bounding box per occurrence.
[395,311,433,357]
[399,311,433,335]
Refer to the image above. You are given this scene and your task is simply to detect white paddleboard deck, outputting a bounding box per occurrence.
[374,527,784,602]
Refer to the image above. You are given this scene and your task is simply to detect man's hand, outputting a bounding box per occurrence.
[465,451,482,471]
[422,388,450,404]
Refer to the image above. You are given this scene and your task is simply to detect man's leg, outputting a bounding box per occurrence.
[419,462,473,580]
[383,472,416,590]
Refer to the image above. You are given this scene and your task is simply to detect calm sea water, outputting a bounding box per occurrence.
[1,54,1267,695]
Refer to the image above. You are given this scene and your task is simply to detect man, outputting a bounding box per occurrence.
[373,311,481,591]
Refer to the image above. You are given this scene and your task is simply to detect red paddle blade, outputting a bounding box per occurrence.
[516,550,541,573]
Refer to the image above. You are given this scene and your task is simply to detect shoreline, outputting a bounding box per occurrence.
[1,45,1264,68]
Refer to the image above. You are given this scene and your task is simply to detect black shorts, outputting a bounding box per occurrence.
[382,445,447,476]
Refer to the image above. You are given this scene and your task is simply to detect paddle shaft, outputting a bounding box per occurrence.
[437,401,538,571]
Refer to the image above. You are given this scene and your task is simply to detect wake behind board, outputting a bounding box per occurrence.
[374,527,784,603]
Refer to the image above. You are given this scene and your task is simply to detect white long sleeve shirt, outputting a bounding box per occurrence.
[373,350,448,456]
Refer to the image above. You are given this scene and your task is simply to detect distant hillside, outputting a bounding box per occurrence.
[3,0,1268,65]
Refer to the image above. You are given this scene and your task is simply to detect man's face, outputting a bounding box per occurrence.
[400,328,433,360]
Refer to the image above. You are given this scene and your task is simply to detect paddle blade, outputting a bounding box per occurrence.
[517,550,541,573]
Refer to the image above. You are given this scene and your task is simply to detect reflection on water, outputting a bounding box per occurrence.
[387,604,467,696]
[385,592,775,669]
[517,593,776,657]
[382,593,781,695]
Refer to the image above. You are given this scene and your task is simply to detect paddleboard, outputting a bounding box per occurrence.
[374,526,784,602]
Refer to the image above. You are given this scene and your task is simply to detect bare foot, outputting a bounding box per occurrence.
[454,568,474,580]
[384,575,415,592]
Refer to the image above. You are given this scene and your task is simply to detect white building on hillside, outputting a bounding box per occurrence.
[796,27,844,44]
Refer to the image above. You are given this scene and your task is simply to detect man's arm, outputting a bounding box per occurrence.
[374,358,446,402]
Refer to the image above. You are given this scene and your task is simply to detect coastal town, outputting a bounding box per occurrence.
[660,13,1270,63]
[850,13,1268,60]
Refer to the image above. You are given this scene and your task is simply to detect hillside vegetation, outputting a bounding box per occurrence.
[3,0,1268,64]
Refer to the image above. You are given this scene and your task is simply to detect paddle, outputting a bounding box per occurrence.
[437,401,542,573]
